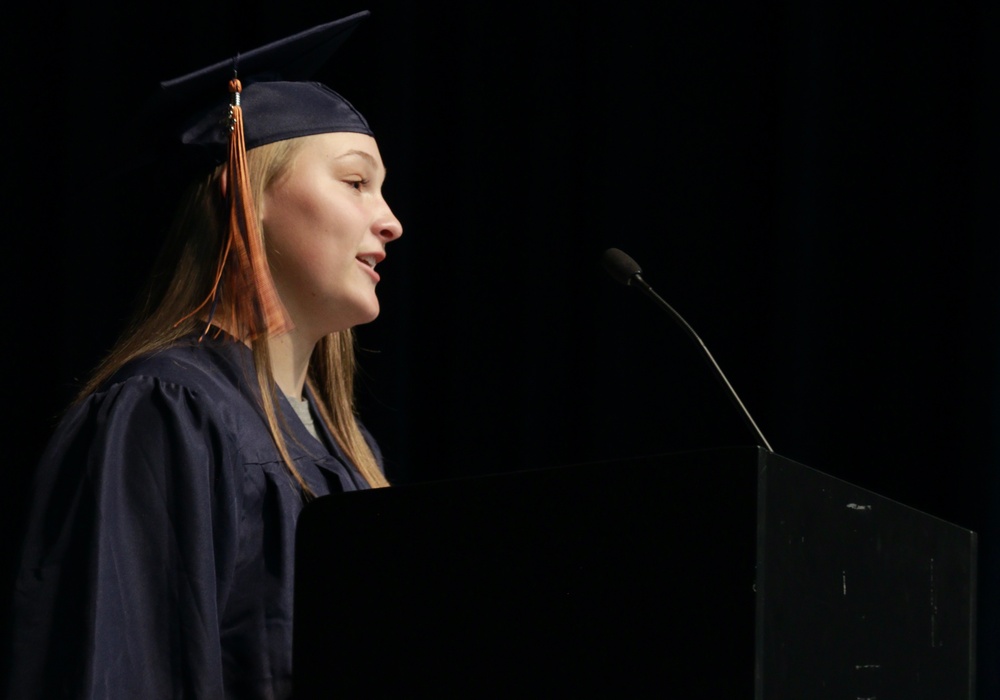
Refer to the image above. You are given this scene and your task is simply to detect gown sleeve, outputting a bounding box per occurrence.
[8,375,244,699]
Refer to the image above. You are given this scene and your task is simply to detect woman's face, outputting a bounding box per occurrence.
[261,132,403,340]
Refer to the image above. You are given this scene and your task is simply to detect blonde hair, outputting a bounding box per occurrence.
[80,138,388,492]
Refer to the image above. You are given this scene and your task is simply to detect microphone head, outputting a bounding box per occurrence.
[602,248,643,286]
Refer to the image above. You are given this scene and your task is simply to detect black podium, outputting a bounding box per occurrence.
[293,447,977,697]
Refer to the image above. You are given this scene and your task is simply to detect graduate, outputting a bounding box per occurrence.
[6,10,402,698]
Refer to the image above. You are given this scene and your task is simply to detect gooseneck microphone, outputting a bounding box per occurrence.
[602,248,774,453]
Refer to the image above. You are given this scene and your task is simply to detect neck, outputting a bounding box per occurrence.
[266,328,316,400]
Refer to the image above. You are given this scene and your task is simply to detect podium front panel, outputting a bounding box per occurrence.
[295,447,760,697]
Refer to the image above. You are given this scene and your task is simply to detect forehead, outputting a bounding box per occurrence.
[294,131,384,168]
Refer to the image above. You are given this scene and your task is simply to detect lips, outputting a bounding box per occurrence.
[356,253,383,283]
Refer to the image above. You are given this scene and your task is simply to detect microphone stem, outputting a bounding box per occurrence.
[631,274,774,453]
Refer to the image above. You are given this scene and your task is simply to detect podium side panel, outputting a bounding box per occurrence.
[757,453,977,700]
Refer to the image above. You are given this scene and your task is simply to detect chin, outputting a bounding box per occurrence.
[341,301,382,330]
[354,310,380,327]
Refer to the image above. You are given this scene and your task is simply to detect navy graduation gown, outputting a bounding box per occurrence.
[7,334,376,699]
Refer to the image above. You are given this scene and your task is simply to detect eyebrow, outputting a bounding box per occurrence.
[336,149,379,168]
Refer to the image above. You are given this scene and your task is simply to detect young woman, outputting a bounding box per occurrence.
[6,11,400,698]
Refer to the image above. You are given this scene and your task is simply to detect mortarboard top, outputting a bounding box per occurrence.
[148,10,374,173]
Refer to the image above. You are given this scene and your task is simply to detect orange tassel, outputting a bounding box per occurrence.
[177,77,292,341]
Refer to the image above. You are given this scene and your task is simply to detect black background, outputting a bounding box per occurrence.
[5,0,998,693]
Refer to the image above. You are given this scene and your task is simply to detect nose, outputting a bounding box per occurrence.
[374,200,403,243]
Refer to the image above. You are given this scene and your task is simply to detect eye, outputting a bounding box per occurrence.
[346,178,369,191]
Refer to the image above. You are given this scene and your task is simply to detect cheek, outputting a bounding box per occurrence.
[265,198,358,284]
[263,172,371,264]
[264,184,318,245]
[265,187,326,259]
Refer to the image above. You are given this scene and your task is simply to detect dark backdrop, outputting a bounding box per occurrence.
[5,1,998,693]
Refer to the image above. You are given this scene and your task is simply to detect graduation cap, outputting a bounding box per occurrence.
[151,9,374,171]
[152,10,376,341]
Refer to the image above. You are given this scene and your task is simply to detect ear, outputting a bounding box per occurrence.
[219,163,229,199]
